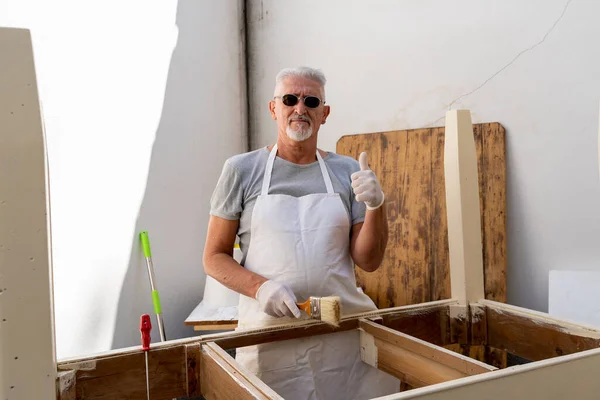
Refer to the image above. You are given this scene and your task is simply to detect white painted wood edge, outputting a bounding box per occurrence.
[360,330,378,367]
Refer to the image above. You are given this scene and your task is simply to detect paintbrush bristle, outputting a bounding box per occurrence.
[319,296,341,327]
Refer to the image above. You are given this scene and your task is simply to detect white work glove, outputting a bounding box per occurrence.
[351,152,385,210]
[255,280,302,318]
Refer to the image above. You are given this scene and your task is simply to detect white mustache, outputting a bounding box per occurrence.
[288,115,311,125]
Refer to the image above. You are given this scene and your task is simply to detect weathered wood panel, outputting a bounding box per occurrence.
[381,302,450,346]
[58,346,187,399]
[484,300,600,362]
[336,123,506,307]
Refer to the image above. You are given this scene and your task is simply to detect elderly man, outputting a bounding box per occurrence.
[203,66,399,399]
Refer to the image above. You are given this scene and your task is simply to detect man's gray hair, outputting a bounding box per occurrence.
[274,66,327,99]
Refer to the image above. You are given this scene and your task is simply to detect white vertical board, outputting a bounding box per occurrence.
[444,109,485,304]
[0,27,56,398]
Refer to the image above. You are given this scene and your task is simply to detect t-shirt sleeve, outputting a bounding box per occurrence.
[349,161,367,225]
[209,159,243,220]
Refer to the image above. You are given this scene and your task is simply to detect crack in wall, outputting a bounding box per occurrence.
[423,0,574,128]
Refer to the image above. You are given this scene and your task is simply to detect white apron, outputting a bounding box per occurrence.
[235,144,399,400]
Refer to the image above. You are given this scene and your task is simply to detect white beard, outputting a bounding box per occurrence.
[286,125,312,141]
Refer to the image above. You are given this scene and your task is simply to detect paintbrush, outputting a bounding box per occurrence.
[297,296,341,327]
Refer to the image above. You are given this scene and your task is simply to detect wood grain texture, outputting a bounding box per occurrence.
[485,302,600,362]
[186,343,202,398]
[56,370,76,400]
[381,304,450,346]
[360,319,495,375]
[59,346,187,399]
[336,123,506,307]
[200,343,283,400]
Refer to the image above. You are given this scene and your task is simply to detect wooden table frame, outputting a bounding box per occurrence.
[5,27,600,400]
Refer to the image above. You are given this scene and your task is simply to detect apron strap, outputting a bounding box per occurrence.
[262,143,335,195]
[316,150,334,194]
[261,144,278,195]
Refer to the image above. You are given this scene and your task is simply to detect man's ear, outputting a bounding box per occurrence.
[269,100,277,120]
[321,105,331,124]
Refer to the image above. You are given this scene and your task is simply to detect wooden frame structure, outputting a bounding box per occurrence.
[4,27,600,399]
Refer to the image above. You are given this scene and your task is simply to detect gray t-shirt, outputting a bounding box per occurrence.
[209,146,366,265]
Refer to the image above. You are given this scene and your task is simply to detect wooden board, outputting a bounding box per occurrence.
[184,301,238,331]
[383,346,600,400]
[200,342,283,399]
[58,345,188,399]
[482,299,600,361]
[359,319,495,388]
[0,27,57,400]
[336,122,506,307]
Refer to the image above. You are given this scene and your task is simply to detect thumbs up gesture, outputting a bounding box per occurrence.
[351,152,385,210]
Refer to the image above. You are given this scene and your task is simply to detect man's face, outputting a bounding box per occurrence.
[269,76,330,142]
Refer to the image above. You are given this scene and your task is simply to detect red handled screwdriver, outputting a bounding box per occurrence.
[140,314,152,400]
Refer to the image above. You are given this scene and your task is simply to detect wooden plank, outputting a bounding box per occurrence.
[213,318,358,350]
[359,319,495,389]
[184,302,238,327]
[194,323,238,331]
[361,319,495,374]
[211,300,455,350]
[56,370,76,400]
[378,346,600,400]
[373,339,466,388]
[200,342,283,400]
[0,27,57,400]
[59,345,187,399]
[381,302,451,346]
[477,123,507,302]
[186,343,202,398]
[401,129,432,305]
[482,300,600,361]
[444,110,485,304]
[469,303,487,346]
[431,127,451,301]
[336,122,506,308]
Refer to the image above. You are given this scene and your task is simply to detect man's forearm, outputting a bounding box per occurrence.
[352,202,388,272]
[204,253,267,298]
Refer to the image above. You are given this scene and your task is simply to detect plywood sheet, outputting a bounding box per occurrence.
[336,123,506,307]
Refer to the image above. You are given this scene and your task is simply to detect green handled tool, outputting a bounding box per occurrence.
[140,231,166,342]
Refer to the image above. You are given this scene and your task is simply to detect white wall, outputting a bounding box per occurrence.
[246,0,600,313]
[0,0,247,359]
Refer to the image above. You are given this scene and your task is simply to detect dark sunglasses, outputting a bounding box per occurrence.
[274,94,323,108]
